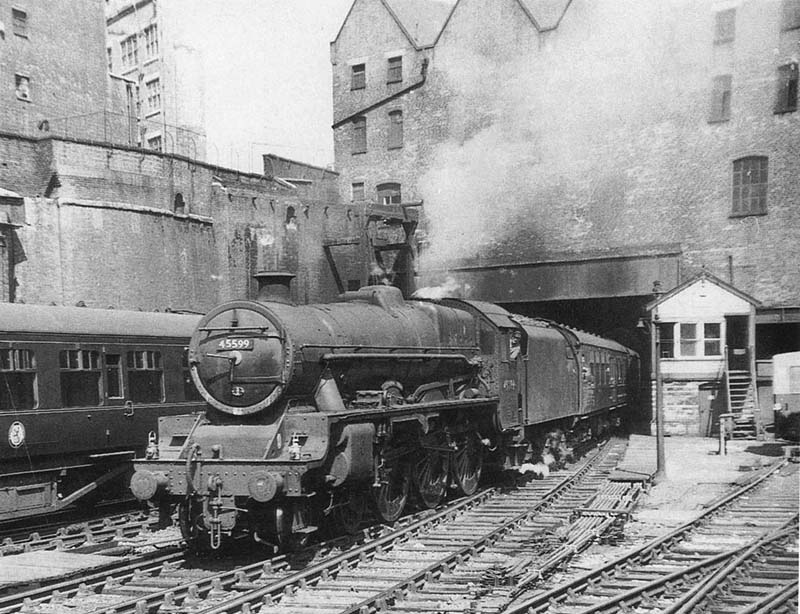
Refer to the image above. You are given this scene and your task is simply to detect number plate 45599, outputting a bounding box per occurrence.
[217,338,254,351]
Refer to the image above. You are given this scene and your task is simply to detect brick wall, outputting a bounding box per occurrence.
[0,133,348,311]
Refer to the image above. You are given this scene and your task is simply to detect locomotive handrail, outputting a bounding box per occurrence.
[320,352,474,362]
[197,326,283,337]
[305,344,477,352]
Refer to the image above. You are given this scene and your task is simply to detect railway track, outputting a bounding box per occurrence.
[505,459,799,614]
[0,511,177,555]
[0,439,630,614]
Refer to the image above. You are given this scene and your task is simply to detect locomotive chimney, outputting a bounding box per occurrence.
[253,271,295,303]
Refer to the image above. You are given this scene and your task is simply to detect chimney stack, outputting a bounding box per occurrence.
[253,271,295,303]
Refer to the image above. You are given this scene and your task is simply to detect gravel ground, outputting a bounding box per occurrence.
[567,435,794,572]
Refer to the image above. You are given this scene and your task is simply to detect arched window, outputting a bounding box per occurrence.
[173,193,185,214]
[377,182,401,205]
[732,156,768,216]
[285,205,297,228]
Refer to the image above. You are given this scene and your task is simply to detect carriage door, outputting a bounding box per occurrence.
[497,328,523,430]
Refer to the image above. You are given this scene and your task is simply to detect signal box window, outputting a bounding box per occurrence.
[127,351,164,403]
[351,63,365,90]
[106,354,124,399]
[60,350,100,407]
[657,322,675,358]
[0,349,37,410]
[387,56,402,84]
[775,63,798,114]
[732,156,768,216]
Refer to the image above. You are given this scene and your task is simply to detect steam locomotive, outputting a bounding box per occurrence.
[130,274,639,551]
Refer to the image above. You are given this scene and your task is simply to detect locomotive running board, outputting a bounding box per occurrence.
[327,396,500,423]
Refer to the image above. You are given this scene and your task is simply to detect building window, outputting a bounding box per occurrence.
[351,63,366,90]
[714,9,735,43]
[14,74,30,101]
[351,182,365,201]
[352,116,366,154]
[127,351,164,403]
[12,8,27,37]
[783,0,800,30]
[775,63,798,114]
[60,350,101,407]
[658,323,675,358]
[105,354,123,399]
[676,323,722,357]
[388,110,403,149]
[147,134,162,151]
[107,47,113,72]
[121,34,138,68]
[143,24,159,59]
[145,78,161,113]
[0,349,37,410]
[174,192,185,213]
[732,156,768,216]
[709,75,732,122]
[377,182,401,205]
[387,56,402,84]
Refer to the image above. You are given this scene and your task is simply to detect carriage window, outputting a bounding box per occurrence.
[127,351,164,403]
[60,350,100,407]
[182,349,202,402]
[105,354,124,399]
[0,349,37,410]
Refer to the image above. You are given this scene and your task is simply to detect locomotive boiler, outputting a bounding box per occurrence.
[130,273,638,551]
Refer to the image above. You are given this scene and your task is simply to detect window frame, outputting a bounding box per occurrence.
[145,77,161,114]
[143,24,159,59]
[0,348,38,410]
[11,7,28,38]
[731,156,768,217]
[14,73,31,102]
[59,349,101,407]
[709,74,732,123]
[351,63,366,90]
[121,34,139,68]
[660,322,724,358]
[713,8,736,44]
[774,62,798,114]
[386,56,403,84]
[351,181,365,201]
[126,350,165,403]
[388,110,404,149]
[377,182,402,205]
[351,116,367,154]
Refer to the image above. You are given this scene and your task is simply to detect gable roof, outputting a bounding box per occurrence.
[517,0,573,31]
[333,0,456,49]
[385,0,457,47]
[646,270,761,312]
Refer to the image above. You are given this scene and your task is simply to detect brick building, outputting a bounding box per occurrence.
[0,0,109,138]
[0,0,351,311]
[331,0,800,433]
[105,0,206,159]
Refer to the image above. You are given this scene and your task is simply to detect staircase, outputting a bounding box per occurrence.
[726,369,759,439]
